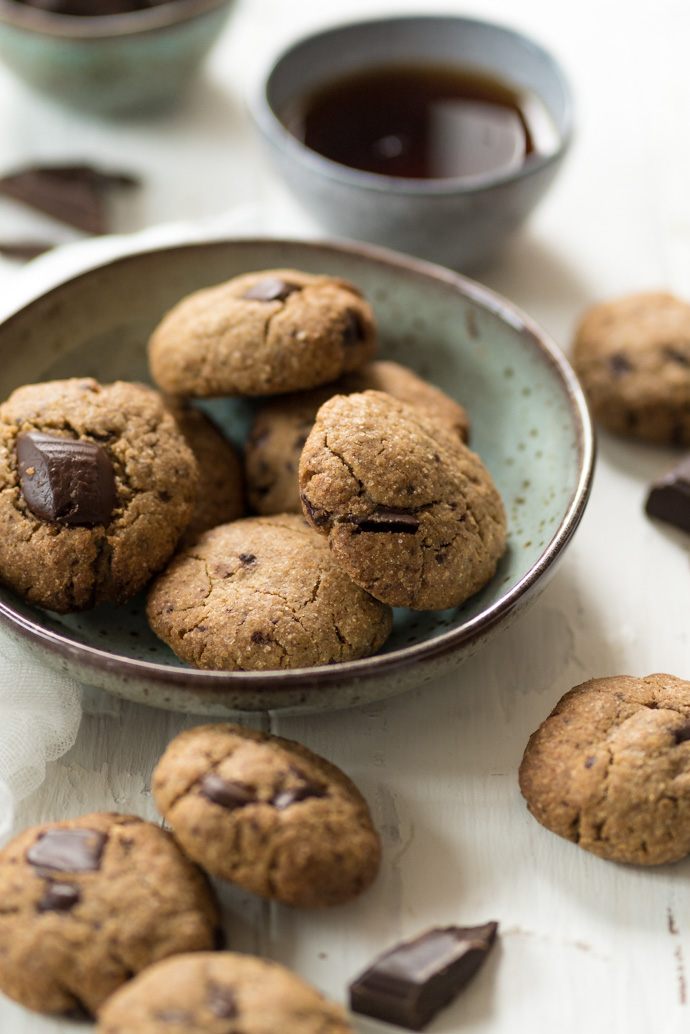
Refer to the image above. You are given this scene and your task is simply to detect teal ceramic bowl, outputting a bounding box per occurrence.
[0,237,594,715]
[0,0,234,116]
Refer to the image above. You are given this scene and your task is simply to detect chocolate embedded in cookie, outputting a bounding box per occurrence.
[0,378,198,612]
[0,812,220,1016]
[152,723,381,908]
[245,360,471,515]
[145,513,392,670]
[96,951,356,1034]
[148,268,377,398]
[645,454,690,532]
[572,292,690,444]
[299,391,506,610]
[519,673,690,864]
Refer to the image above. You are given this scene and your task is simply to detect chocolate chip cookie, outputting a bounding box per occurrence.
[299,391,506,610]
[0,812,220,1016]
[0,377,198,613]
[245,360,471,515]
[152,723,381,908]
[572,291,690,444]
[96,951,355,1034]
[145,513,392,670]
[148,268,377,398]
[519,673,690,864]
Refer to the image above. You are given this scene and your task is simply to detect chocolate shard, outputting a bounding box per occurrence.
[272,776,327,810]
[242,278,301,303]
[37,882,81,913]
[27,829,107,873]
[17,431,117,526]
[200,772,258,810]
[645,455,690,533]
[349,922,499,1031]
[0,164,139,235]
[342,306,366,345]
[351,506,420,534]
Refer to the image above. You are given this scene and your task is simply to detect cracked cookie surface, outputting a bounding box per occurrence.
[152,724,381,908]
[0,812,220,1016]
[299,391,506,610]
[145,513,392,670]
[245,360,471,515]
[148,268,377,398]
[572,292,690,444]
[97,951,355,1034]
[0,377,198,613]
[519,673,690,864]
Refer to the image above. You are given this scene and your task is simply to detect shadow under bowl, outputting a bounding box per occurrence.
[251,14,574,272]
[0,237,594,715]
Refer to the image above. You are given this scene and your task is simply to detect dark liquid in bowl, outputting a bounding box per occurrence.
[282,64,557,181]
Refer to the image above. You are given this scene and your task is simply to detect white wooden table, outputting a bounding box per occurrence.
[1,1,689,1032]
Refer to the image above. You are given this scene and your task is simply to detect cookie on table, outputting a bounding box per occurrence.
[0,812,220,1017]
[572,291,690,444]
[148,268,377,398]
[245,360,471,515]
[146,513,392,671]
[164,398,245,544]
[519,673,690,864]
[299,391,506,610]
[96,951,355,1034]
[0,378,198,613]
[152,723,381,908]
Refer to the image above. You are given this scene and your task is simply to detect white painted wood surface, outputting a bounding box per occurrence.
[0,1,690,1032]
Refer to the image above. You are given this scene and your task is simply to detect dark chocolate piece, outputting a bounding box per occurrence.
[199,772,257,809]
[0,240,54,261]
[17,431,117,526]
[242,278,301,303]
[0,164,138,235]
[37,882,81,913]
[272,775,327,810]
[674,721,690,745]
[342,306,366,345]
[351,506,420,534]
[349,922,499,1031]
[27,829,107,873]
[206,985,238,1019]
[645,455,690,533]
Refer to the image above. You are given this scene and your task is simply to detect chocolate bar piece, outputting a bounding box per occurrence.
[645,455,690,532]
[349,923,498,1031]
[17,432,117,526]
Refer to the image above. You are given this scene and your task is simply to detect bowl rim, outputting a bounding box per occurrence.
[0,235,595,704]
[251,13,575,197]
[0,0,231,38]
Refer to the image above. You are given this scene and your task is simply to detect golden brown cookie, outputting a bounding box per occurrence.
[148,268,377,398]
[519,673,690,864]
[152,724,381,908]
[245,360,471,515]
[0,812,220,1017]
[299,391,506,610]
[96,952,355,1034]
[0,378,198,613]
[145,514,392,671]
[572,291,690,444]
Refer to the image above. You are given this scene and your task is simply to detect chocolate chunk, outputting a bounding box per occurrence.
[37,882,81,913]
[272,776,327,810]
[200,772,257,809]
[342,307,366,345]
[300,493,331,527]
[349,923,499,1031]
[351,507,420,534]
[242,278,301,303]
[645,455,690,532]
[27,829,107,873]
[608,352,633,375]
[17,432,117,526]
[674,721,690,745]
[238,552,256,565]
[206,985,238,1019]
[664,345,690,368]
[0,164,139,235]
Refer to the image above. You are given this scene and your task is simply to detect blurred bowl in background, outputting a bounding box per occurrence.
[251,15,574,273]
[0,0,235,117]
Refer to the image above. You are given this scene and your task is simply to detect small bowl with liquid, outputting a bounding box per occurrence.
[251,15,574,272]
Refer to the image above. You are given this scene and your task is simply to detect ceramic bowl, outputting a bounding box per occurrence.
[251,15,574,272]
[0,0,234,116]
[0,237,594,715]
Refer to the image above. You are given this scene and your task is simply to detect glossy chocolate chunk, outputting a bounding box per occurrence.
[645,455,690,533]
[200,772,257,809]
[272,775,327,810]
[342,307,366,345]
[349,922,498,1031]
[17,431,117,525]
[37,882,82,913]
[27,829,107,873]
[242,278,301,303]
[352,507,420,533]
